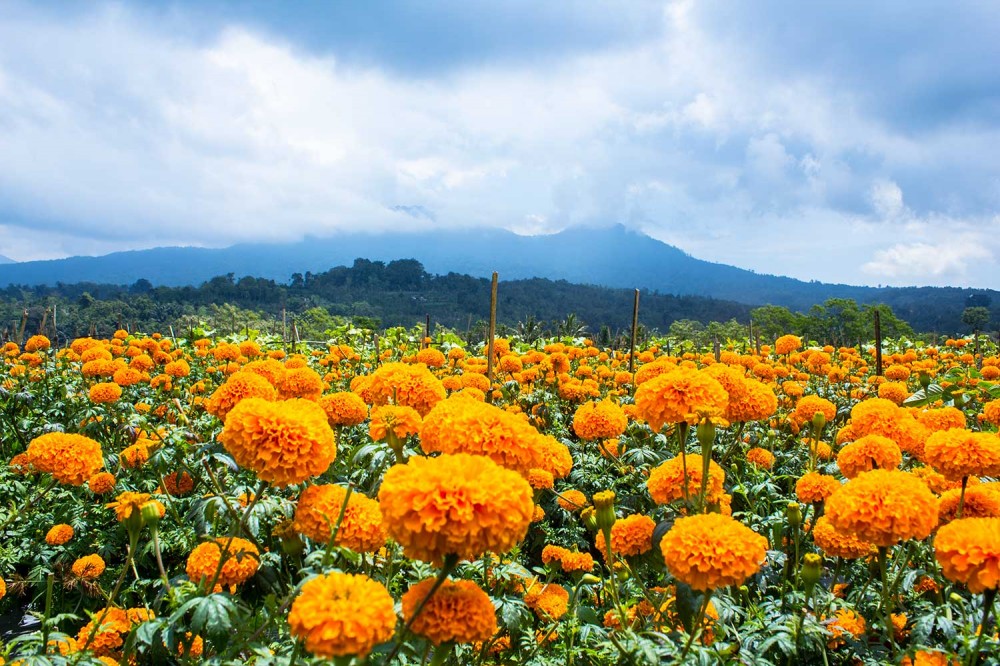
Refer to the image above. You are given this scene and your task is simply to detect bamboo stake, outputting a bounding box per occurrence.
[874,309,883,376]
[629,289,639,375]
[486,272,498,390]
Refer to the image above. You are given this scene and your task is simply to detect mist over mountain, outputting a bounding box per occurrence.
[0,225,995,333]
[0,255,15,264]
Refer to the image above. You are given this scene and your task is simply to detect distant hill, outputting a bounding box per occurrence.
[0,255,14,264]
[0,225,995,333]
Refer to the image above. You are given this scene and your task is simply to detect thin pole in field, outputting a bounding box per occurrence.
[873,309,883,376]
[486,272,498,391]
[629,289,639,375]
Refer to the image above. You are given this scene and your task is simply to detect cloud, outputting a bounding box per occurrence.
[862,235,993,283]
[0,0,996,289]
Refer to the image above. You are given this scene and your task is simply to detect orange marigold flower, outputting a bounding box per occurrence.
[634,366,729,431]
[24,335,50,352]
[415,347,446,368]
[795,472,841,504]
[826,608,866,648]
[938,486,1000,525]
[527,468,554,490]
[522,579,570,619]
[647,453,725,506]
[659,513,767,591]
[877,381,909,405]
[916,407,966,433]
[88,472,117,494]
[119,442,150,469]
[361,362,446,416]
[934,516,1000,593]
[218,398,336,487]
[26,433,104,486]
[288,572,396,659]
[112,367,144,387]
[368,404,422,442]
[106,491,165,523]
[825,470,937,547]
[71,554,106,579]
[186,537,260,591]
[162,471,195,496]
[924,429,1000,480]
[595,514,656,557]
[847,398,928,457]
[45,524,75,546]
[556,489,588,511]
[836,434,902,478]
[89,382,122,404]
[76,607,131,657]
[242,358,287,387]
[293,484,386,553]
[378,453,534,565]
[900,651,959,666]
[572,399,627,440]
[775,335,802,355]
[402,578,497,645]
[420,396,569,477]
[279,366,325,400]
[983,400,1000,427]
[163,359,191,378]
[541,545,595,573]
[703,365,777,423]
[746,447,776,470]
[790,395,837,430]
[204,371,277,421]
[811,515,876,559]
[318,391,368,427]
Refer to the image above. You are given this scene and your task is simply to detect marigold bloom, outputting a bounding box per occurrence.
[659,513,767,591]
[278,366,324,400]
[934,517,1000,593]
[163,359,191,378]
[900,651,959,666]
[836,434,902,478]
[825,470,937,547]
[288,572,395,659]
[318,391,368,427]
[572,399,628,440]
[162,471,195,496]
[522,579,570,619]
[811,515,876,559]
[634,367,729,431]
[877,381,909,405]
[556,489,588,511]
[205,371,277,420]
[847,398,928,457]
[368,404,422,442]
[293,484,386,553]
[72,554,106,579]
[26,433,104,486]
[595,514,656,557]
[76,607,131,656]
[106,491,165,522]
[360,362,446,416]
[218,398,336,487]
[86,471,116,495]
[790,395,837,430]
[378,453,534,564]
[45,524,74,546]
[826,608,866,648]
[415,347,447,368]
[774,335,802,355]
[24,335,50,352]
[186,537,259,591]
[420,396,569,477]
[402,578,497,645]
[89,382,122,404]
[746,447,776,470]
[924,429,1000,480]
[120,442,150,469]
[916,407,966,433]
[541,545,595,573]
[795,472,841,504]
[983,400,1000,427]
[703,365,777,423]
[647,453,725,506]
[938,486,1000,525]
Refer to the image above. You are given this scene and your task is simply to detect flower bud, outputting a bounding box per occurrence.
[919,372,931,390]
[593,491,617,532]
[581,506,598,532]
[801,553,823,593]
[786,502,802,529]
[140,502,162,528]
[811,411,826,434]
[696,420,716,449]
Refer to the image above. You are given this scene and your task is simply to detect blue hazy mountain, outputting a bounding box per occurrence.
[0,255,14,264]
[0,225,994,317]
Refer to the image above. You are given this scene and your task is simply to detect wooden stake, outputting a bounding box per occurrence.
[629,289,639,375]
[424,314,430,348]
[713,336,721,362]
[18,309,28,345]
[874,309,883,376]
[486,272,498,388]
[38,310,48,335]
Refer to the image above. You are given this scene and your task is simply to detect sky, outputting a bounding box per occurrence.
[0,1,998,287]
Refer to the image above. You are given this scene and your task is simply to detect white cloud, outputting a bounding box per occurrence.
[870,180,906,219]
[862,235,992,284]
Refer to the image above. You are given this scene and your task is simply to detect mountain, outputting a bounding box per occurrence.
[0,225,995,332]
[0,255,14,264]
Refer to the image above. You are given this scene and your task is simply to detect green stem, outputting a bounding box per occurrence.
[877,547,896,656]
[385,554,459,663]
[968,588,998,666]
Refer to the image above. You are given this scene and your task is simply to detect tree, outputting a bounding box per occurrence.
[962,306,991,334]
[750,305,800,342]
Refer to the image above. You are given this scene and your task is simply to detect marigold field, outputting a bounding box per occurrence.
[2,328,1000,665]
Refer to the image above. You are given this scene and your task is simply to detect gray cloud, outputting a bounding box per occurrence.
[0,0,997,288]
